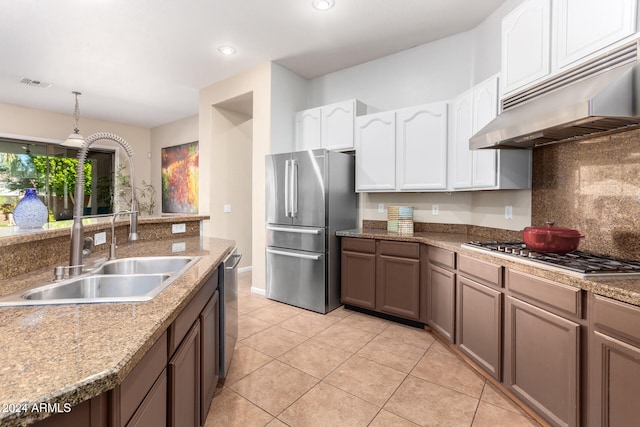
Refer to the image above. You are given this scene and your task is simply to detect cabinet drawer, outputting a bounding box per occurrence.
[592,294,640,344]
[169,270,216,355]
[342,237,376,254]
[379,240,419,259]
[428,246,456,269]
[458,255,503,287]
[507,269,582,318]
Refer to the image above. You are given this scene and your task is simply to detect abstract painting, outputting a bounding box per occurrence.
[161,141,199,213]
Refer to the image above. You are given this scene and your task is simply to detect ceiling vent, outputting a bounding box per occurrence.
[19,77,52,89]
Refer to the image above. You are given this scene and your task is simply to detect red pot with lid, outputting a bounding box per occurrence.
[521,222,585,254]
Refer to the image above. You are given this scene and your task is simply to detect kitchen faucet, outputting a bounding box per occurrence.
[68,133,139,276]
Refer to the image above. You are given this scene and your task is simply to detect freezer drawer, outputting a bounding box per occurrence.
[266,225,325,252]
[266,247,326,313]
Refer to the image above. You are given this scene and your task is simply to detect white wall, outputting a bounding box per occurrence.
[308,31,474,111]
[270,64,308,154]
[0,102,152,191]
[149,115,198,215]
[199,63,272,289]
[300,0,532,231]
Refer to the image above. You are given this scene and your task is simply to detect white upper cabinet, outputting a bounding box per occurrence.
[396,103,448,191]
[502,0,637,96]
[355,111,396,192]
[295,109,322,151]
[451,90,474,189]
[295,99,367,152]
[451,75,531,191]
[471,77,499,189]
[501,0,551,94]
[553,0,637,69]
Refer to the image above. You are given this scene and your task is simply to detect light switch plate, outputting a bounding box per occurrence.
[224,204,232,213]
[172,223,186,234]
[94,232,107,245]
[172,242,186,253]
[378,203,384,213]
[432,205,439,215]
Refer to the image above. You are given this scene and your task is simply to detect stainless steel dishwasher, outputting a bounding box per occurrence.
[219,248,241,379]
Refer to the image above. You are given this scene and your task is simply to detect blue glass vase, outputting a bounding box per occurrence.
[13,188,48,229]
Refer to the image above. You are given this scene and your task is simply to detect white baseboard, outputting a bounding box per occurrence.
[238,266,252,274]
[251,286,266,296]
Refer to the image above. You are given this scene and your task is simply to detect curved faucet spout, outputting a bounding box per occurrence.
[69,132,139,276]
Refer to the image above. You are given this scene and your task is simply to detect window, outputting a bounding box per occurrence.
[0,138,115,227]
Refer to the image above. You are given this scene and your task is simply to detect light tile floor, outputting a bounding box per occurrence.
[205,272,542,427]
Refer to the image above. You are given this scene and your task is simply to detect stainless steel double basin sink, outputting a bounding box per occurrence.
[0,256,201,307]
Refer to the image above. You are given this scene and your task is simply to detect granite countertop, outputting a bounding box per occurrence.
[0,214,209,247]
[337,228,640,307]
[0,235,234,427]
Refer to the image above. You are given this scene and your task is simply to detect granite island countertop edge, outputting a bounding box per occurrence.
[0,235,234,427]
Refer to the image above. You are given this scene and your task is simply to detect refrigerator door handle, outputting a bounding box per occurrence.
[266,225,321,234]
[284,159,291,217]
[266,248,322,261]
[291,159,298,217]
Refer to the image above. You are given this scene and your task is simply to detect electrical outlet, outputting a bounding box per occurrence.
[172,223,186,234]
[224,204,232,213]
[172,242,186,253]
[505,205,513,220]
[94,232,107,245]
[378,203,384,213]
[432,205,439,215]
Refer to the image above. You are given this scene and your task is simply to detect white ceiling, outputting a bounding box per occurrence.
[0,0,506,128]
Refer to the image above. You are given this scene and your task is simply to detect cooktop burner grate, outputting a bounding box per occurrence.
[463,241,640,276]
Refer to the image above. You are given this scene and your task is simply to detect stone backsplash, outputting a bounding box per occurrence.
[0,216,206,280]
[532,128,640,260]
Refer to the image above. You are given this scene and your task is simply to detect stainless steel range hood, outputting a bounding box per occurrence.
[470,38,640,149]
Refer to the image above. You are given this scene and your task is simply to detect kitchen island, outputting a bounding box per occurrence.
[0,234,234,426]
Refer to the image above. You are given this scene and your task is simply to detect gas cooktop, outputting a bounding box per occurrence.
[463,241,640,278]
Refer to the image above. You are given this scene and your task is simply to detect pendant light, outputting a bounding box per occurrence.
[61,91,85,148]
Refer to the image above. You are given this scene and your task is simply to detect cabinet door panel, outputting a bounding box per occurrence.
[451,91,473,190]
[501,0,551,94]
[322,101,355,151]
[169,322,201,427]
[127,370,167,427]
[355,112,396,191]
[376,254,420,320]
[589,331,640,427]
[505,296,580,427]
[426,263,456,342]
[456,276,502,380]
[295,109,322,151]
[553,0,637,70]
[396,103,448,191]
[471,77,499,189]
[341,249,376,310]
[200,291,219,425]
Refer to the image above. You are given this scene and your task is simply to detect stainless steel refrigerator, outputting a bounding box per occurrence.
[265,149,357,314]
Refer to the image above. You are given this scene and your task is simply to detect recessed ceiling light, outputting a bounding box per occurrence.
[218,46,237,55]
[312,0,334,10]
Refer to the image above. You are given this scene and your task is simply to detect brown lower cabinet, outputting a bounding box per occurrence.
[456,255,503,380]
[169,322,201,427]
[505,269,582,427]
[589,294,640,427]
[425,246,456,342]
[32,268,220,427]
[341,237,376,310]
[341,237,420,321]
